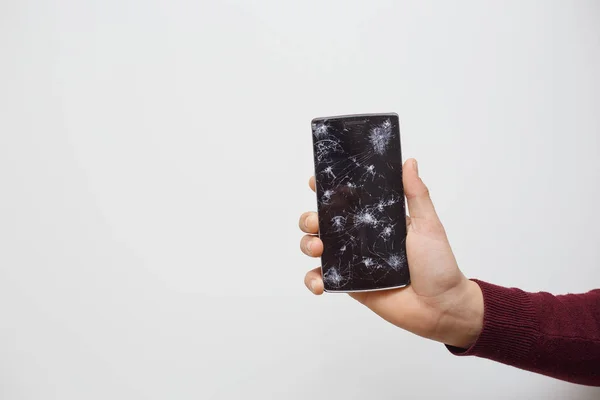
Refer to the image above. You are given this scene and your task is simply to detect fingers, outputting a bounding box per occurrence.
[302,179,324,295]
[304,267,324,295]
[298,211,319,234]
[309,176,316,192]
[403,159,439,221]
[300,235,323,257]
[299,211,321,255]
[301,180,323,293]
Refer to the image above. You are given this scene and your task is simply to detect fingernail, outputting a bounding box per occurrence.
[304,216,312,229]
[413,159,419,176]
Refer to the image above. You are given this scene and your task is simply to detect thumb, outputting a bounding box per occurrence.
[403,159,438,221]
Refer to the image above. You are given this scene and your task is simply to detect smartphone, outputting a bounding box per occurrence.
[311,113,410,292]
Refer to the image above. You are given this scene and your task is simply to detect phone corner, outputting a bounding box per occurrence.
[387,112,400,121]
[310,117,324,126]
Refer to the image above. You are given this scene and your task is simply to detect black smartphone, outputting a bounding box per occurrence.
[311,113,410,292]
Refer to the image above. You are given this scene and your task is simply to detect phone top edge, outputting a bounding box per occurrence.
[311,112,399,124]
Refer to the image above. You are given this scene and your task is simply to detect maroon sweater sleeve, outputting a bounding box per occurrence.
[447,280,600,386]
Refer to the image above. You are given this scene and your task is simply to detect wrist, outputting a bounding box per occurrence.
[440,279,484,348]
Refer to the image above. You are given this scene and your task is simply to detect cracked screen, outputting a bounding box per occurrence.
[311,114,410,292]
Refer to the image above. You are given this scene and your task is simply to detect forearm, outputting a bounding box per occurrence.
[447,280,600,386]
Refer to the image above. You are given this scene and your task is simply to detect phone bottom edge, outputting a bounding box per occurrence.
[324,282,410,294]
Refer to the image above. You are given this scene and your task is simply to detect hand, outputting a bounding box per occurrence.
[299,159,484,348]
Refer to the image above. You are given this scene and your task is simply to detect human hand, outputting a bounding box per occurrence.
[299,159,484,348]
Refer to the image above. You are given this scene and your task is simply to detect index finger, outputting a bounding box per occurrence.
[309,176,316,192]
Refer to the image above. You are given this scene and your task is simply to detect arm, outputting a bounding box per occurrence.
[299,158,600,386]
[448,281,600,386]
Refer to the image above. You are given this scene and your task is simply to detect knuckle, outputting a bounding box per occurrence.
[299,236,308,251]
[298,212,310,230]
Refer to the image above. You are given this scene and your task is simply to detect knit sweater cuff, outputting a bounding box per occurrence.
[446,279,539,362]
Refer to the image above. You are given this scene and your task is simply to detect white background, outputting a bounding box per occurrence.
[1,0,600,398]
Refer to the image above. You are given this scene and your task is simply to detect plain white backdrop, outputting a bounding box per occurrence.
[1,0,600,398]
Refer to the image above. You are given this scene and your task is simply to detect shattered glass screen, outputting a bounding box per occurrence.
[311,114,410,292]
